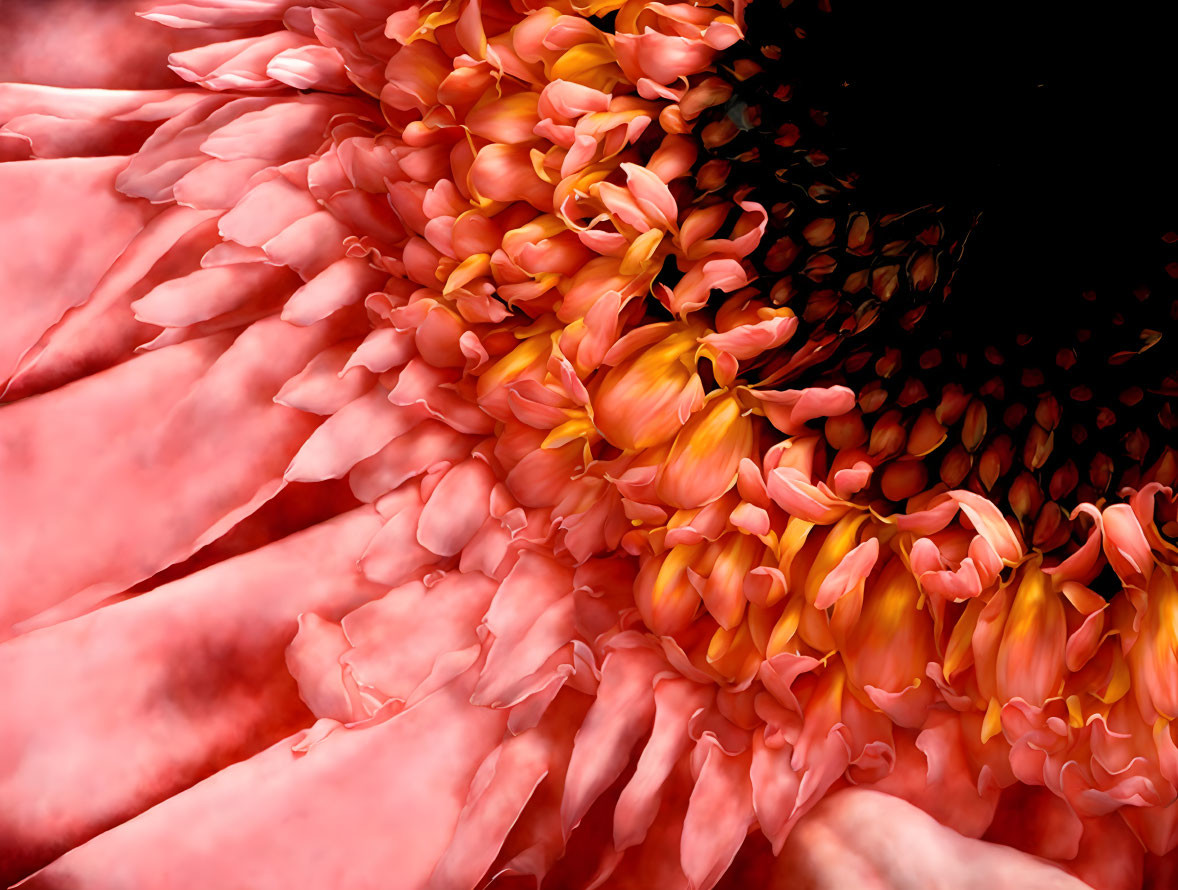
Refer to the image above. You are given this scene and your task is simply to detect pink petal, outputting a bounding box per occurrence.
[200,96,358,163]
[348,420,478,503]
[131,261,293,327]
[285,612,362,724]
[427,729,554,890]
[814,538,879,610]
[0,314,349,632]
[285,388,423,483]
[778,789,1090,888]
[750,731,800,853]
[0,157,159,382]
[168,31,311,92]
[949,490,1022,564]
[342,327,417,374]
[24,675,509,890]
[614,678,709,851]
[680,738,755,890]
[621,161,678,228]
[274,344,374,416]
[1103,502,1154,584]
[142,0,301,29]
[341,573,498,704]
[218,174,320,247]
[2,205,218,400]
[561,647,663,835]
[416,458,496,556]
[0,508,383,883]
[266,45,351,93]
[359,499,439,588]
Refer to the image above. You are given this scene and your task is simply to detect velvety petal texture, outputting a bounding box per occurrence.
[1,0,1175,888]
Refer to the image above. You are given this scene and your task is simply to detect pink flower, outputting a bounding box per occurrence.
[3,1,1177,888]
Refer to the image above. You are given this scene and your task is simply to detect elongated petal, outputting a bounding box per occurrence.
[0,157,158,382]
[0,508,383,884]
[561,647,662,835]
[24,675,508,890]
[681,739,754,890]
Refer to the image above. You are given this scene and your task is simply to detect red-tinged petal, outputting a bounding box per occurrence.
[614,678,709,851]
[281,257,390,326]
[1066,813,1145,890]
[341,573,498,705]
[1103,502,1155,586]
[359,500,439,588]
[416,458,495,556]
[867,713,999,839]
[473,553,576,707]
[777,789,1090,889]
[814,538,879,610]
[948,490,1022,564]
[0,508,384,884]
[561,646,663,836]
[750,730,801,853]
[285,389,423,483]
[1,314,356,633]
[285,612,362,724]
[23,674,509,890]
[428,728,554,890]
[168,31,312,91]
[131,261,294,327]
[0,156,160,382]
[680,737,754,890]
[2,205,218,400]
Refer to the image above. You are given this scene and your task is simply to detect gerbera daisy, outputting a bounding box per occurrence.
[2,1,1177,888]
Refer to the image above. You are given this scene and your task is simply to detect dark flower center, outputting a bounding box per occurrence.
[691,0,1178,539]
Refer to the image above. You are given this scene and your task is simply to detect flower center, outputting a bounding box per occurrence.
[688,0,1178,542]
